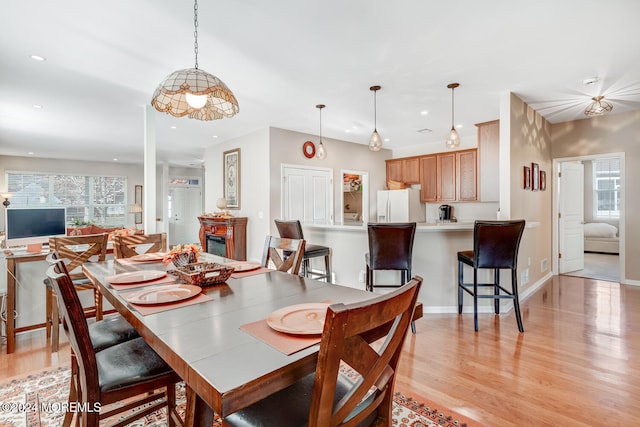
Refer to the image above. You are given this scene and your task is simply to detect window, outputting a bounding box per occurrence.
[593,158,620,218]
[7,171,127,226]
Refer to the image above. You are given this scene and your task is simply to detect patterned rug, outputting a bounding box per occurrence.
[0,366,480,426]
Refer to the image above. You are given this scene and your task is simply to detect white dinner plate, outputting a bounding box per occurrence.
[124,284,201,305]
[266,303,331,335]
[128,252,167,262]
[105,270,167,284]
[226,261,262,272]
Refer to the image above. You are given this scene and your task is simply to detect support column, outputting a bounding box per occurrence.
[143,105,157,234]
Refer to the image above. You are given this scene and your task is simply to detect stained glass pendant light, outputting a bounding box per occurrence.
[151,0,239,121]
[584,96,613,117]
[445,83,460,149]
[316,104,327,159]
[369,85,383,151]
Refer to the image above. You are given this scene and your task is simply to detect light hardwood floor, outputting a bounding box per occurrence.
[2,275,639,426]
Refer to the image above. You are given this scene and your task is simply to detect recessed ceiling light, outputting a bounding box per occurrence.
[33,104,43,109]
[420,110,429,116]
[113,158,119,161]
[345,129,351,133]
[170,126,177,129]
[212,135,218,138]
[27,151,34,155]
[417,128,433,133]
[455,124,463,129]
[383,138,390,142]
[30,55,46,61]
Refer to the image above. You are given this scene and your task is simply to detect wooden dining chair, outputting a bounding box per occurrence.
[46,233,109,352]
[46,264,183,427]
[261,235,305,275]
[112,232,167,258]
[222,276,422,427]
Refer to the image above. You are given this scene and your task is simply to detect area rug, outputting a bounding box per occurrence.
[0,366,480,427]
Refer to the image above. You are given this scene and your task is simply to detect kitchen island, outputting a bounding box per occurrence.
[303,221,540,313]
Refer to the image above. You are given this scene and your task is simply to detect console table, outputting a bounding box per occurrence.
[198,216,247,261]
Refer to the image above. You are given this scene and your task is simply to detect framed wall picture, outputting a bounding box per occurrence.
[134,185,142,224]
[223,148,241,209]
[523,166,531,190]
[531,162,539,191]
[540,170,546,191]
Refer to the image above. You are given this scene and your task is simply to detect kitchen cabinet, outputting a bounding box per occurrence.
[476,120,500,201]
[385,157,420,185]
[419,149,477,202]
[457,149,477,201]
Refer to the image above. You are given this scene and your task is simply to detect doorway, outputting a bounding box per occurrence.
[168,185,202,246]
[553,153,625,283]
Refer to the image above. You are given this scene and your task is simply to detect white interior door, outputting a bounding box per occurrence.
[559,161,585,273]
[282,165,333,224]
[168,186,202,246]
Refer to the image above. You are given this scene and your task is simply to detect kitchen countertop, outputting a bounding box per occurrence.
[305,221,540,232]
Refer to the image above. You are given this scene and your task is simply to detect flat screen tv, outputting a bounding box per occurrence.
[5,207,67,247]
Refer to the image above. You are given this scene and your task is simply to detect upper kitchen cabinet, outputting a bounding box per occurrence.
[385,157,420,185]
[418,150,477,202]
[476,120,500,201]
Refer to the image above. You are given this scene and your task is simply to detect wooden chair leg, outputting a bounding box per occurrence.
[94,289,103,321]
[457,261,464,314]
[45,287,53,338]
[51,296,60,352]
[473,268,479,332]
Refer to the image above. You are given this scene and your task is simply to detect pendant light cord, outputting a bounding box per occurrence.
[193,0,199,69]
[373,89,378,130]
[319,107,322,141]
[451,86,455,130]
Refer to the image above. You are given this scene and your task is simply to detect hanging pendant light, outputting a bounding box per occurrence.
[445,83,461,149]
[151,0,239,121]
[316,104,327,159]
[584,95,613,117]
[369,85,383,151]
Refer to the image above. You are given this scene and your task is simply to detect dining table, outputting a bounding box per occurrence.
[82,253,423,426]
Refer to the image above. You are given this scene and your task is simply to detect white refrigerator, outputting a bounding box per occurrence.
[377,188,425,222]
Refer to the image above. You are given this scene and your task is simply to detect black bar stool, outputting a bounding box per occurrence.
[274,219,332,282]
[365,222,417,333]
[457,220,526,332]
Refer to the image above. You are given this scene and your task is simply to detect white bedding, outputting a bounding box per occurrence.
[584,223,618,254]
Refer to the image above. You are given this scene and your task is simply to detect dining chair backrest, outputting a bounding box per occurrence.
[261,235,305,275]
[274,219,305,239]
[46,265,100,396]
[367,222,416,271]
[473,220,526,269]
[113,232,167,258]
[48,233,108,281]
[310,276,422,426]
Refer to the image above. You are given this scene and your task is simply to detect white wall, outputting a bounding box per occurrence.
[203,129,270,262]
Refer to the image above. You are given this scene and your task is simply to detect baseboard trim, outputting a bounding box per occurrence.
[423,272,553,314]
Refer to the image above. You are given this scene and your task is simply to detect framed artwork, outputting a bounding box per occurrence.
[134,185,142,224]
[223,148,241,209]
[532,162,539,191]
[523,166,531,190]
[540,170,546,191]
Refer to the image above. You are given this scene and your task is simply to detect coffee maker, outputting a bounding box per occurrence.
[438,204,452,222]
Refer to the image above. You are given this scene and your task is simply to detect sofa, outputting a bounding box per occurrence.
[583,222,619,254]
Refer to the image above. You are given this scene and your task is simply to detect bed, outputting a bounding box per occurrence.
[583,222,619,254]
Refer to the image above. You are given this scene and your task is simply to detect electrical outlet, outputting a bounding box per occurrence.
[541,258,548,272]
[358,270,365,283]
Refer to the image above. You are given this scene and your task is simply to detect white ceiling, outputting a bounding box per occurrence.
[2,0,640,167]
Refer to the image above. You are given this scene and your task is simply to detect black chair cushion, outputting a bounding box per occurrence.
[96,337,173,392]
[89,315,140,352]
[303,243,331,259]
[224,372,378,427]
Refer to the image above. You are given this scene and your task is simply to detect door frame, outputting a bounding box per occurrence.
[552,152,625,282]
